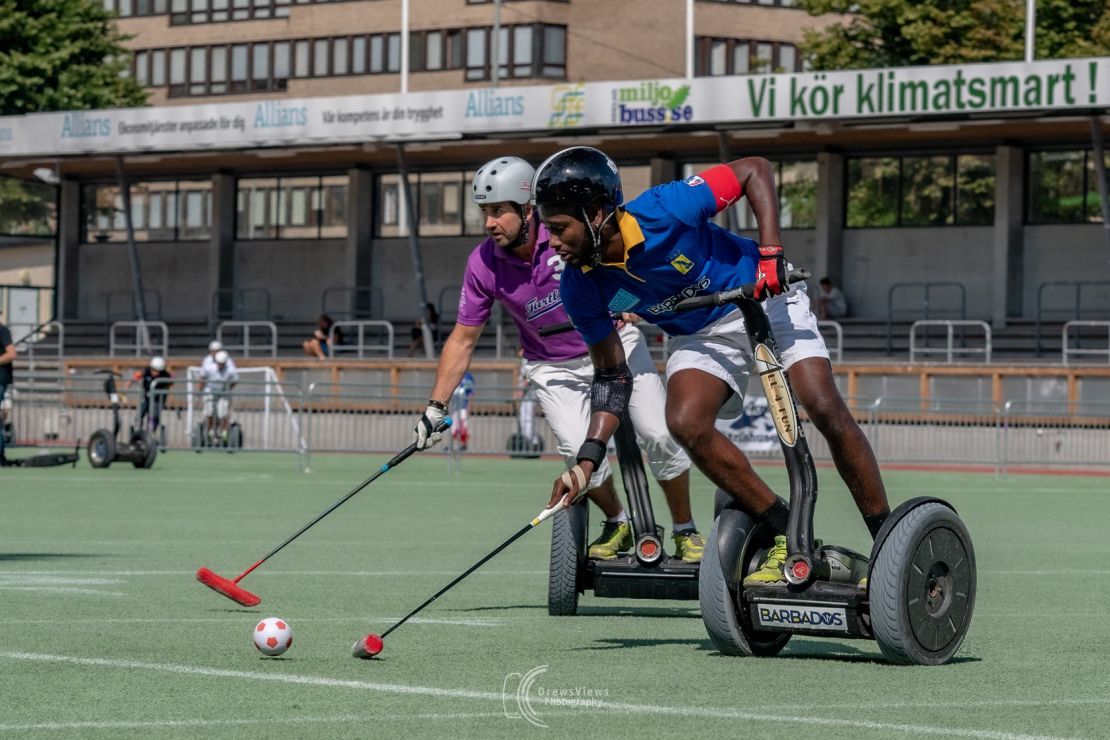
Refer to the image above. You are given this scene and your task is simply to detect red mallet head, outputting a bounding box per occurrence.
[196,567,261,607]
[352,633,384,659]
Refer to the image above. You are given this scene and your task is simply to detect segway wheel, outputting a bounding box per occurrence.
[193,423,206,450]
[869,502,976,666]
[548,502,588,616]
[228,423,243,449]
[132,431,158,469]
[87,429,116,469]
[700,510,791,657]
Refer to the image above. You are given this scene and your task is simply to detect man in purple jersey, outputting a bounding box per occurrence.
[412,156,704,563]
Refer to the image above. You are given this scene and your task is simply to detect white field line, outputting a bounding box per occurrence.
[0,651,1076,740]
[0,576,122,585]
[0,712,509,732]
[0,586,124,596]
[0,616,501,627]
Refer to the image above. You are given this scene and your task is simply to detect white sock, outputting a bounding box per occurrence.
[606,511,629,524]
[673,520,696,534]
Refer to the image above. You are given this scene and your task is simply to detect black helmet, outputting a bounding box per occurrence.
[532,147,624,210]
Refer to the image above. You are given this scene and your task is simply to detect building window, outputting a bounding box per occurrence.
[695,36,801,76]
[0,176,57,237]
[1028,150,1109,224]
[236,175,348,240]
[81,180,211,243]
[378,171,481,238]
[683,160,817,229]
[847,154,996,228]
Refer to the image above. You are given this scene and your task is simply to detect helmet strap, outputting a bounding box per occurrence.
[582,205,616,267]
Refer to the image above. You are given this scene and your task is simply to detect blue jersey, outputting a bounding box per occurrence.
[560,177,760,345]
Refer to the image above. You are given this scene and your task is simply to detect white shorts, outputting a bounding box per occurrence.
[204,395,230,419]
[765,281,830,370]
[524,323,691,488]
[666,310,754,419]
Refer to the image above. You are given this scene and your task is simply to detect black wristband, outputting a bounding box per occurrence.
[427,399,448,413]
[576,437,607,469]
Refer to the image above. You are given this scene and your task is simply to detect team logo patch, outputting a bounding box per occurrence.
[684,175,705,187]
[755,604,848,632]
[670,254,694,274]
[607,288,640,313]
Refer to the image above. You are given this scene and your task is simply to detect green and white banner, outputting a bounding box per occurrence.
[0,58,1106,157]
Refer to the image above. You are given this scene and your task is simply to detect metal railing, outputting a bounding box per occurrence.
[1061,321,1110,365]
[886,282,966,354]
[909,320,992,363]
[817,320,843,363]
[999,400,1110,475]
[321,285,384,321]
[1035,281,1110,356]
[328,321,395,359]
[13,320,64,374]
[109,321,169,357]
[217,320,278,358]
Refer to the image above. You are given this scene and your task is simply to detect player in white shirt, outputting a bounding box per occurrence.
[197,350,239,444]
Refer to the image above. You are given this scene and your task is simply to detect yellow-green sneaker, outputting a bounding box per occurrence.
[673,529,706,563]
[741,535,788,587]
[588,521,632,560]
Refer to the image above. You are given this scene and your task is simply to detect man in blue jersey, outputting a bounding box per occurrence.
[533,146,890,586]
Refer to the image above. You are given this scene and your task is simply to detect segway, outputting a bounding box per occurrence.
[675,270,976,665]
[192,402,243,451]
[538,323,699,616]
[88,372,157,469]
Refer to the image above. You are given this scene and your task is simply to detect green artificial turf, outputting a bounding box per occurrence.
[0,450,1107,738]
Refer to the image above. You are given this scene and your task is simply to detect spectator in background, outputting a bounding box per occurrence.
[303,314,341,359]
[406,303,439,357]
[0,319,15,464]
[816,277,848,320]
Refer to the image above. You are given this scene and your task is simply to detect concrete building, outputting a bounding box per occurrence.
[0,1,1106,354]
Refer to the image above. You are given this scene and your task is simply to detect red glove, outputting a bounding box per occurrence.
[754,244,788,300]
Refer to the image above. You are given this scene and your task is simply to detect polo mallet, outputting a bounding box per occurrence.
[197,418,451,607]
[352,476,585,659]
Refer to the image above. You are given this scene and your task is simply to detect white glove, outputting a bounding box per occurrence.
[414,401,448,450]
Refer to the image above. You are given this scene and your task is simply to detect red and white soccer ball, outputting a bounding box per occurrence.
[252,617,293,657]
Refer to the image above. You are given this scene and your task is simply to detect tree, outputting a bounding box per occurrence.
[0,0,147,116]
[797,0,1110,70]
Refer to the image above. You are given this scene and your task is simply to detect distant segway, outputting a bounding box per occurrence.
[538,322,699,615]
[192,412,243,450]
[88,371,157,469]
[676,269,976,666]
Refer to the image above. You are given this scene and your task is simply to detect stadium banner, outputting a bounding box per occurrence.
[0,58,1106,156]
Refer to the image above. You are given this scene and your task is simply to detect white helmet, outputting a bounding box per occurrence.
[150,356,166,372]
[471,157,534,205]
[208,340,223,353]
[214,350,229,365]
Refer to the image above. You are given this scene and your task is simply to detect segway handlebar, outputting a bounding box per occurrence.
[537,313,622,338]
[675,268,811,311]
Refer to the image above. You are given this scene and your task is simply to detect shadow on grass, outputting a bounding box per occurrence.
[702,638,982,665]
[570,637,717,651]
[0,553,107,562]
[446,604,700,619]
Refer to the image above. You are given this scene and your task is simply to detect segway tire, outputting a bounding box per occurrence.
[132,431,158,469]
[228,423,243,450]
[869,501,976,666]
[700,511,791,657]
[87,429,116,469]
[548,503,588,616]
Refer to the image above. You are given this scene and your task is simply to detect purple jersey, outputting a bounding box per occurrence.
[456,224,588,362]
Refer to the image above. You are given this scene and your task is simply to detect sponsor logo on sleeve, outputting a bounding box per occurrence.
[670,254,694,274]
[607,288,640,313]
[684,175,705,187]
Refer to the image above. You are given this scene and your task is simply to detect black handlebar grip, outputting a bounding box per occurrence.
[538,321,575,337]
